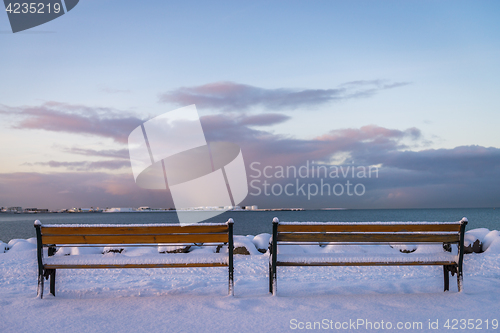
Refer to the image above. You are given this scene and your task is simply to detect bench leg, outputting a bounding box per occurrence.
[228,267,234,296]
[228,220,234,296]
[269,263,273,293]
[443,265,450,292]
[270,262,277,295]
[457,268,463,292]
[49,269,56,296]
[271,220,278,295]
[37,273,44,299]
[269,258,277,295]
[269,262,273,293]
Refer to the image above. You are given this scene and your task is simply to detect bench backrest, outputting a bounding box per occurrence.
[35,222,232,246]
[274,219,468,244]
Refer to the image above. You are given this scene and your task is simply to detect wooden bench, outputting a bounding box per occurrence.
[269,217,468,295]
[34,219,234,298]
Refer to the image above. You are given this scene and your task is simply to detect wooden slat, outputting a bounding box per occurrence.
[53,243,224,248]
[42,233,228,245]
[276,260,457,267]
[44,263,228,269]
[41,225,228,236]
[277,233,460,243]
[278,223,461,233]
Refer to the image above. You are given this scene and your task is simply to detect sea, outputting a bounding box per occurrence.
[1,208,499,243]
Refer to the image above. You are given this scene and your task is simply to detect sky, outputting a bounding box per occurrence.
[0,0,499,210]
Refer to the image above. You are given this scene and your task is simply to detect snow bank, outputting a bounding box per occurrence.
[120,246,158,256]
[7,238,37,252]
[252,233,271,253]
[482,230,500,253]
[277,245,306,254]
[5,229,499,258]
[54,246,102,256]
[466,228,491,244]
[234,236,261,255]
[464,228,491,253]
[189,245,220,254]
[157,244,191,253]
[320,243,384,254]
[389,243,418,253]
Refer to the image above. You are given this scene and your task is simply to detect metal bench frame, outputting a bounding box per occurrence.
[269,217,468,295]
[34,219,234,298]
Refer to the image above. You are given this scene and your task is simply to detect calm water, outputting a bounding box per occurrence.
[1,208,499,242]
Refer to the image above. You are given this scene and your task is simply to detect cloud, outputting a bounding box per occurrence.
[62,147,130,159]
[366,145,500,176]
[25,160,131,171]
[3,142,499,211]
[1,105,497,210]
[0,172,173,211]
[237,113,291,126]
[159,80,410,111]
[340,80,409,90]
[0,102,143,143]
[197,114,500,208]
[200,113,422,168]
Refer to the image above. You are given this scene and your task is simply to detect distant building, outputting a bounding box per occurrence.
[103,208,136,213]
[23,208,48,213]
[1,207,23,213]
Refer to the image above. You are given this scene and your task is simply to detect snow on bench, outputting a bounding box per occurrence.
[34,219,234,298]
[269,217,468,295]
[44,253,229,267]
[276,252,458,265]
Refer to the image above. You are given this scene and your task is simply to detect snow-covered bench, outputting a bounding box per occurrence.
[34,219,234,298]
[269,217,468,295]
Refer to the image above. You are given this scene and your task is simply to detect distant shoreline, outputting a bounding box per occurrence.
[1,207,497,214]
[0,207,308,214]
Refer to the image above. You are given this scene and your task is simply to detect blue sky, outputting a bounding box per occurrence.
[1,0,499,210]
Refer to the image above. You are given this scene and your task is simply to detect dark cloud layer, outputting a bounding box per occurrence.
[0,172,172,210]
[62,147,130,159]
[159,80,410,111]
[3,140,499,210]
[201,113,421,168]
[1,99,498,210]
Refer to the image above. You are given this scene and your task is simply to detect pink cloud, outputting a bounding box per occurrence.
[160,80,410,111]
[1,102,143,143]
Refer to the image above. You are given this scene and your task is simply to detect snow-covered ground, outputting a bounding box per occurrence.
[1,229,499,332]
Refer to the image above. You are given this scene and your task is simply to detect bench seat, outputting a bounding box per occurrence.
[277,252,457,266]
[269,217,468,294]
[44,253,229,269]
[34,219,234,298]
